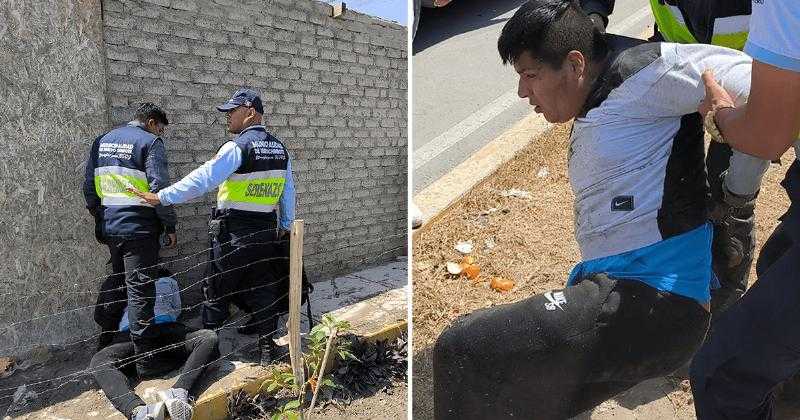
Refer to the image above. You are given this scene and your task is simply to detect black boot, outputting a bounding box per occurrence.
[258,335,289,366]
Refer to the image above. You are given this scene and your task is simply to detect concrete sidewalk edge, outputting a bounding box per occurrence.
[412,113,551,240]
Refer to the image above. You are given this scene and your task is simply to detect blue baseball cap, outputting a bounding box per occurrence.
[216,88,264,114]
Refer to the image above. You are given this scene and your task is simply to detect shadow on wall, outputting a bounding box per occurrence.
[0,0,109,349]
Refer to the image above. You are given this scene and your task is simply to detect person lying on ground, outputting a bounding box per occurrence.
[433,1,769,419]
[91,275,219,420]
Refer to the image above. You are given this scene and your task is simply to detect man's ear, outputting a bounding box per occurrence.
[567,50,586,77]
[245,108,257,122]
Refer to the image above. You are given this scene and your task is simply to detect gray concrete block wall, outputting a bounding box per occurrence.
[0,0,406,351]
[100,0,408,281]
[0,0,110,349]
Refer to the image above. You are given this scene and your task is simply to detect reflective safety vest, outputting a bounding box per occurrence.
[217,125,288,221]
[649,0,750,50]
[92,123,161,237]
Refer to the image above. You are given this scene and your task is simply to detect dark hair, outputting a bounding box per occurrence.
[134,102,169,126]
[498,0,607,69]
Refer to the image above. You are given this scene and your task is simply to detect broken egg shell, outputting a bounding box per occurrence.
[446,261,463,275]
[464,264,480,279]
[461,255,476,265]
[490,276,515,292]
[455,241,474,254]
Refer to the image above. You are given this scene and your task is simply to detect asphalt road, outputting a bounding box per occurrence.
[412,0,654,194]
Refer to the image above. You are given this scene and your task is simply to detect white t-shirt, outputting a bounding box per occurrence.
[745,0,800,72]
[744,1,800,157]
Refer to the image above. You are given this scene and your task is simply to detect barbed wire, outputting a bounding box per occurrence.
[0,243,406,355]
[0,263,404,410]
[0,223,406,299]
[0,226,286,300]
[0,230,406,334]
[0,234,406,415]
[0,269,289,355]
[0,322,291,417]
[0,295,292,396]
[0,251,288,333]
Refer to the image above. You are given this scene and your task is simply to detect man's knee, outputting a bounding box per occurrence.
[433,313,488,376]
[197,329,219,347]
[89,352,108,371]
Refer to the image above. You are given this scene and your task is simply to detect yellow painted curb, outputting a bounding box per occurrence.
[362,320,408,343]
[191,320,408,420]
[192,369,273,420]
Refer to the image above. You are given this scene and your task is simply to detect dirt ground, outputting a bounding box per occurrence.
[312,382,407,420]
[412,122,797,419]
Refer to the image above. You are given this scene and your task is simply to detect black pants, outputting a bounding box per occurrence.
[90,324,219,418]
[707,141,756,315]
[202,221,287,336]
[106,235,161,370]
[434,274,710,420]
[690,206,800,420]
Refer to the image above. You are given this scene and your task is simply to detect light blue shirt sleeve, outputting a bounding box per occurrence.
[744,1,800,72]
[157,142,242,206]
[279,157,295,231]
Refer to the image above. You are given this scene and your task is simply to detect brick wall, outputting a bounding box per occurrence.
[0,0,406,350]
[101,0,408,281]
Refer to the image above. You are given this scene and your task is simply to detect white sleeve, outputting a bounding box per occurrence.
[638,43,754,118]
[657,44,769,196]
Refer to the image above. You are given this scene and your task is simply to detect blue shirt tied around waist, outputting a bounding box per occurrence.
[568,222,716,304]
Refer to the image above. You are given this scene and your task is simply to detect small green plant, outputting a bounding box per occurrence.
[258,366,299,395]
[305,314,358,385]
[254,315,355,419]
[270,399,301,420]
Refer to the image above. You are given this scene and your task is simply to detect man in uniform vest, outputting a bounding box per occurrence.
[83,103,178,375]
[130,88,295,363]
[580,0,758,316]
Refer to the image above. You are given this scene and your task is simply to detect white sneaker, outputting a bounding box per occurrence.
[157,388,193,420]
[131,402,166,420]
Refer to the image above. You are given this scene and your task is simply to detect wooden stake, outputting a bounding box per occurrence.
[288,220,305,394]
[308,327,338,416]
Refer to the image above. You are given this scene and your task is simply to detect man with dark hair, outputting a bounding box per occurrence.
[432,1,769,418]
[83,102,178,376]
[129,88,297,364]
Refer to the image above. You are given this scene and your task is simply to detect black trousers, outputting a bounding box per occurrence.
[106,235,161,371]
[202,221,287,336]
[434,274,710,420]
[89,324,219,418]
[690,206,800,420]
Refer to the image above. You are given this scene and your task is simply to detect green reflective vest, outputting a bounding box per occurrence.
[649,0,749,50]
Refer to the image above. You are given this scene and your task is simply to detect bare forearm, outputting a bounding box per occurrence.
[716,105,796,160]
[717,61,800,160]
